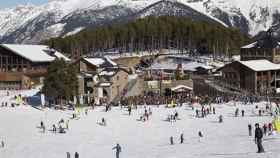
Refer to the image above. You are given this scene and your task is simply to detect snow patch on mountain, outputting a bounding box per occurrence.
[1,0,280,43]
[64,27,85,37]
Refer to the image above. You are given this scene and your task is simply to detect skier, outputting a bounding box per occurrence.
[241,110,245,117]
[180,133,184,144]
[174,111,178,120]
[74,152,79,158]
[40,121,44,129]
[263,124,267,135]
[255,123,264,153]
[219,115,223,123]
[198,131,203,142]
[259,109,262,116]
[170,136,174,145]
[198,131,203,138]
[112,143,122,158]
[1,141,4,148]
[66,120,69,129]
[268,123,273,132]
[213,107,216,114]
[52,124,57,133]
[248,124,252,136]
[235,108,239,117]
[128,106,132,116]
[101,118,106,126]
[195,109,199,118]
[66,152,71,158]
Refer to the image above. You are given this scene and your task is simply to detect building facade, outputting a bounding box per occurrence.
[241,32,280,63]
[219,60,280,95]
[0,44,69,89]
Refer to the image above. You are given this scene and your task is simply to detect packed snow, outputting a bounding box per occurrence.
[0,88,280,158]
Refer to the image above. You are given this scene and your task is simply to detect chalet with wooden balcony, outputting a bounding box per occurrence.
[0,44,69,89]
[241,30,280,63]
[219,60,280,95]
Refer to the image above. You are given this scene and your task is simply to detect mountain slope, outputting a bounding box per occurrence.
[123,0,227,26]
[0,0,280,44]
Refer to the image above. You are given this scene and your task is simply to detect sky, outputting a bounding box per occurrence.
[0,0,47,9]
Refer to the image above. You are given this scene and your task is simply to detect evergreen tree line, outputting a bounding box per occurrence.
[46,16,250,57]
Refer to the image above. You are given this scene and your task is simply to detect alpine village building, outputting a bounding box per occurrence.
[0,44,69,89]
[75,57,129,105]
[219,31,280,95]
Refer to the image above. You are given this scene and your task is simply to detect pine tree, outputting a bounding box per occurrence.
[43,59,78,105]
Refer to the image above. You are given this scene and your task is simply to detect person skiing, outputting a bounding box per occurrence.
[248,124,252,136]
[52,124,57,133]
[219,115,223,123]
[263,124,267,135]
[259,109,262,116]
[255,123,264,153]
[85,109,88,115]
[198,131,203,138]
[128,106,132,116]
[66,120,69,130]
[101,118,106,126]
[40,121,44,129]
[170,136,174,145]
[180,133,184,144]
[1,141,4,148]
[74,152,79,158]
[198,131,203,142]
[241,110,245,117]
[195,109,199,118]
[235,108,239,117]
[213,107,216,114]
[66,152,71,158]
[268,123,273,132]
[112,143,122,158]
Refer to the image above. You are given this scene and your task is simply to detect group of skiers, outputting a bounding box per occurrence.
[138,106,153,122]
[39,118,69,134]
[1,102,9,107]
[166,111,179,122]
[169,133,185,145]
[195,106,215,118]
[234,108,246,117]
[66,152,79,158]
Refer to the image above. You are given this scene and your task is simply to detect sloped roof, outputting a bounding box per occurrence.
[150,61,213,72]
[1,44,69,62]
[171,85,193,92]
[98,67,128,77]
[83,57,117,68]
[241,32,280,49]
[238,60,280,71]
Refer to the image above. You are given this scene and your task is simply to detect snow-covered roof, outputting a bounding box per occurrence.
[98,82,112,87]
[105,57,117,66]
[150,61,213,72]
[1,44,69,62]
[241,42,257,49]
[171,85,193,92]
[238,60,280,71]
[99,70,115,76]
[83,57,117,68]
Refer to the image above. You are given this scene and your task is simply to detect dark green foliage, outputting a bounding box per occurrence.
[45,16,250,57]
[43,59,78,103]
